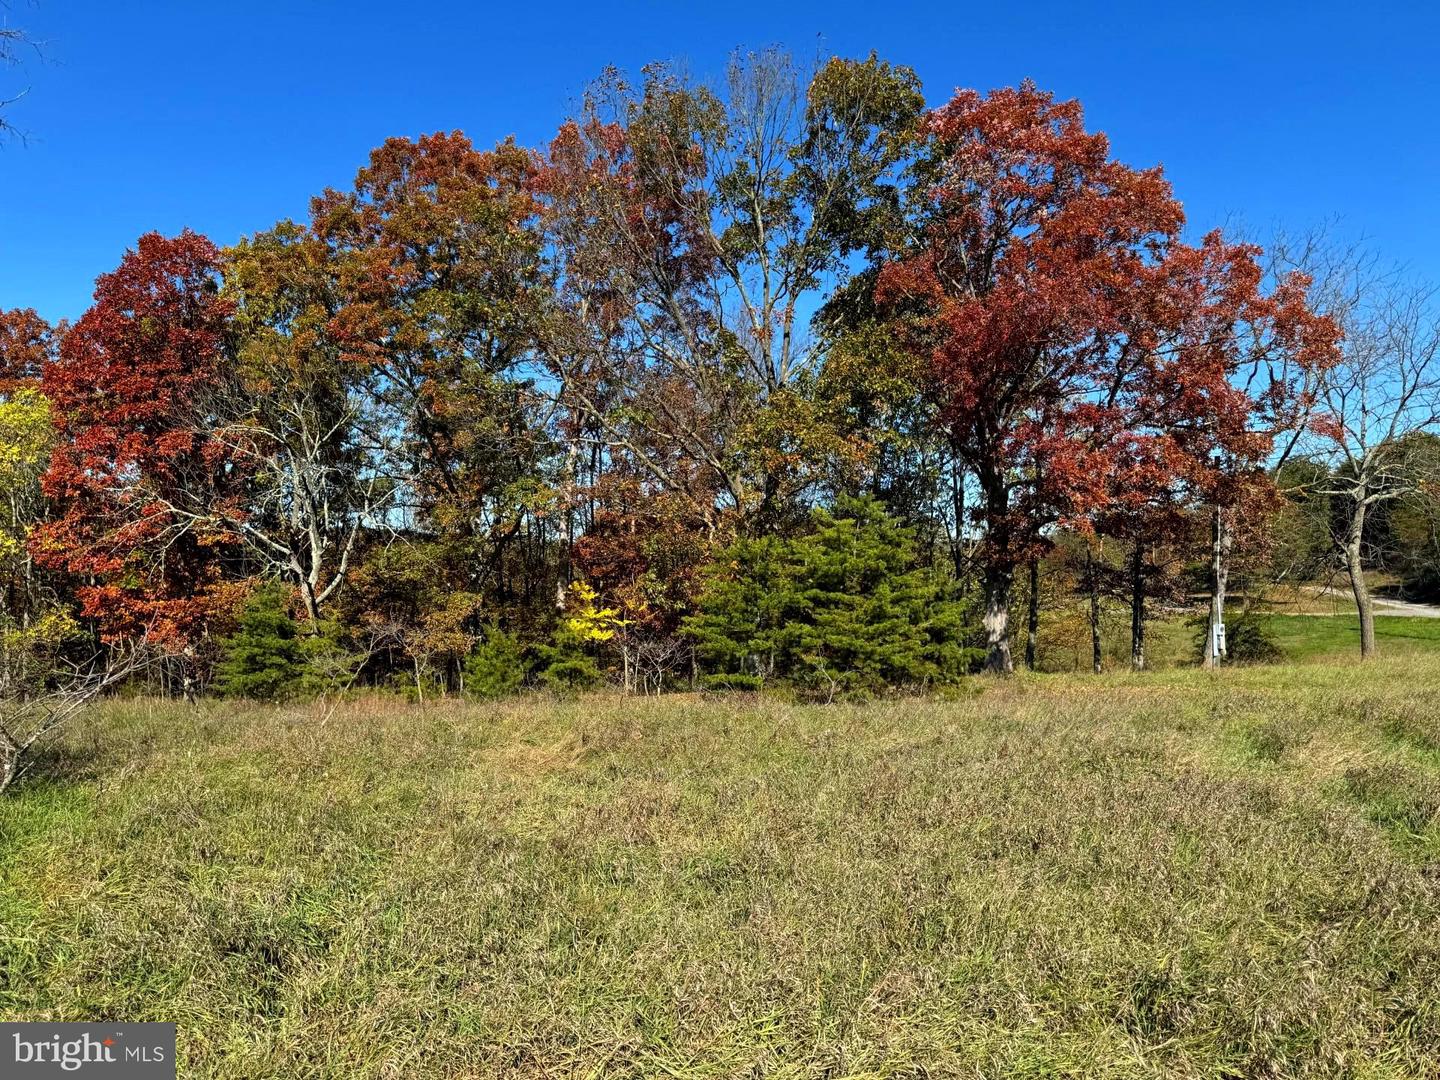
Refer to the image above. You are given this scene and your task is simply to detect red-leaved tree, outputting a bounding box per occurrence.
[877,84,1335,672]
[33,232,250,687]
[0,308,58,394]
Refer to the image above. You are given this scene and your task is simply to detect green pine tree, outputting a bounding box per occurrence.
[684,535,798,686]
[463,626,528,698]
[215,584,307,701]
[532,620,604,693]
[789,498,972,691]
[686,497,977,694]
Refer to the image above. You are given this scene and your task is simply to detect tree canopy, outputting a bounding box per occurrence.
[4,48,1434,713]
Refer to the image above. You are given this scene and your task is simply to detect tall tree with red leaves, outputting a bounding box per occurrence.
[877,84,1335,672]
[33,232,250,684]
[0,308,58,394]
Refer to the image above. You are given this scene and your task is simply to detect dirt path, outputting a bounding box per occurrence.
[1299,584,1440,618]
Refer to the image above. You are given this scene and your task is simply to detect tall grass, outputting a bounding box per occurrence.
[2,660,1439,1076]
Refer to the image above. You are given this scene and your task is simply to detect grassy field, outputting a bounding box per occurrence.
[4,646,1440,1077]
[1036,607,1440,673]
[1260,615,1440,662]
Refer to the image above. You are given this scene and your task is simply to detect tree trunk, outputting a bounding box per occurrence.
[0,736,19,795]
[299,581,321,626]
[1130,540,1146,671]
[982,564,1014,674]
[1024,557,1040,670]
[1086,546,1102,674]
[980,468,1014,675]
[180,659,197,705]
[1202,507,1232,668]
[1345,501,1377,658]
[949,454,967,580]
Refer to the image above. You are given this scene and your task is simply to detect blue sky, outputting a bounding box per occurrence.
[3,0,1438,324]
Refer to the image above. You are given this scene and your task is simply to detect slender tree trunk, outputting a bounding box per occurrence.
[1345,501,1377,658]
[179,648,199,704]
[1086,546,1102,674]
[1130,540,1146,671]
[980,470,1014,675]
[1024,557,1040,670]
[1203,507,1232,668]
[982,564,1014,674]
[949,454,967,580]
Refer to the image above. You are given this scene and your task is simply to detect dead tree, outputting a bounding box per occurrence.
[0,645,151,794]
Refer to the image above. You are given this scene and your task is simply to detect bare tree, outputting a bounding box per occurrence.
[1,7,39,142]
[1308,278,1440,655]
[211,391,396,624]
[137,385,398,626]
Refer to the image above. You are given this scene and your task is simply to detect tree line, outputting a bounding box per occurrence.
[2,49,1439,737]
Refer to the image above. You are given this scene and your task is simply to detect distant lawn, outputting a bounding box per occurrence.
[4,663,1440,1076]
[1036,608,1440,673]
[1259,614,1440,662]
[1029,606,1440,672]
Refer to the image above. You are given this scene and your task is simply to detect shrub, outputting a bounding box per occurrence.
[1191,613,1284,665]
[699,672,764,692]
[536,656,602,693]
[293,622,364,698]
[1227,618,1285,664]
[1402,561,1440,604]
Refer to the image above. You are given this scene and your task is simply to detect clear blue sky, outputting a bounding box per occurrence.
[3,0,1438,324]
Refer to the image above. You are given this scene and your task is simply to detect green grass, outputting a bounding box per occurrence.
[1258,614,1440,662]
[1037,605,1440,672]
[4,667,1440,1077]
